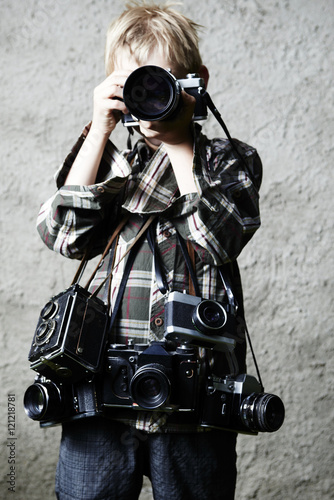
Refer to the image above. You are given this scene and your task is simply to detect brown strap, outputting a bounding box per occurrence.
[84,215,130,290]
[71,214,130,287]
[90,215,156,299]
[71,149,137,289]
[187,240,196,296]
[71,250,90,286]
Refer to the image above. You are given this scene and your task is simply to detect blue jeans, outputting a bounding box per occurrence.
[55,417,237,500]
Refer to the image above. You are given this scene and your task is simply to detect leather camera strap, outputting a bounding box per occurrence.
[106,215,156,337]
[186,240,197,297]
[90,215,156,300]
[176,231,201,297]
[147,220,169,295]
[146,224,200,297]
[84,215,130,290]
[70,215,130,288]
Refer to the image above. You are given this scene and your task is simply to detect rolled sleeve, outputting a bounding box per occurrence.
[37,129,131,259]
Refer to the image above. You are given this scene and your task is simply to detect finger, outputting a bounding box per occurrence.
[181,90,196,109]
[104,97,129,115]
[97,71,130,91]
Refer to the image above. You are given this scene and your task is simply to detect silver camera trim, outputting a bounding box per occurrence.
[164,291,236,352]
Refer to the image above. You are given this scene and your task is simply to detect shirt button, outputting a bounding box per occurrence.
[163,230,171,238]
[97,186,105,193]
[154,317,164,327]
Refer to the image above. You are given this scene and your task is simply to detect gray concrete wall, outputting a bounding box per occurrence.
[1,0,333,499]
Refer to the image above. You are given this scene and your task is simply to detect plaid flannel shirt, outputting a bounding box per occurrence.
[36,123,262,432]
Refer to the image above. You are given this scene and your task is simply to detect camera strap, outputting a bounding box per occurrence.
[218,265,237,314]
[70,216,129,290]
[175,232,201,297]
[199,88,250,171]
[90,215,156,301]
[144,219,201,298]
[106,215,156,337]
[147,220,169,295]
[147,223,237,315]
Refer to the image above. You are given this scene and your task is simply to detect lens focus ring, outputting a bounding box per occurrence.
[193,300,227,334]
[130,364,171,409]
[240,392,285,432]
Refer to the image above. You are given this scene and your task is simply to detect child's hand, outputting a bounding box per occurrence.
[91,71,130,137]
[137,90,196,147]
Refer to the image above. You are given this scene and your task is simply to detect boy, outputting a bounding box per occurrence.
[37,2,262,499]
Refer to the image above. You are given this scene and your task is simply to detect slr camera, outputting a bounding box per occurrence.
[28,284,109,383]
[122,65,207,126]
[24,374,103,427]
[102,341,199,411]
[24,341,200,427]
[164,291,236,352]
[200,373,285,435]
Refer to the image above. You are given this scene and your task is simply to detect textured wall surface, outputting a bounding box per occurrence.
[1,0,333,499]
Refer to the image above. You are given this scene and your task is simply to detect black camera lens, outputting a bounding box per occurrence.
[193,300,228,334]
[240,392,285,433]
[123,65,181,121]
[130,364,171,409]
[35,319,57,346]
[40,300,59,320]
[23,382,63,421]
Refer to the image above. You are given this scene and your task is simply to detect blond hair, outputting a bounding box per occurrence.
[105,1,203,76]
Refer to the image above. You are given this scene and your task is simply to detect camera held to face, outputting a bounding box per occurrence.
[200,373,285,434]
[122,65,207,126]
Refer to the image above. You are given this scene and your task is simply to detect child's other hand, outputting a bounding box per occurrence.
[138,90,196,147]
[91,71,130,137]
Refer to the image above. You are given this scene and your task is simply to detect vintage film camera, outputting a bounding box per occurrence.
[24,341,200,427]
[28,284,109,383]
[200,373,285,435]
[102,341,198,411]
[163,291,285,434]
[122,65,207,126]
[164,291,236,352]
[24,349,285,434]
[23,375,103,427]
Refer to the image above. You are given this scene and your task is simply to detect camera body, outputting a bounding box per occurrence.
[24,375,103,427]
[164,291,236,352]
[25,283,285,433]
[28,284,109,383]
[24,341,200,427]
[102,342,199,411]
[122,65,207,126]
[200,373,285,435]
